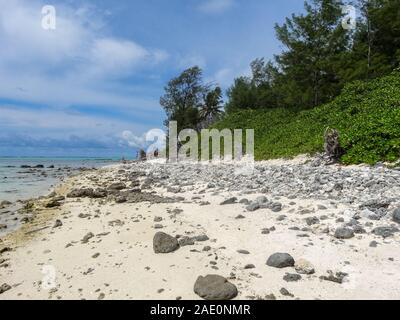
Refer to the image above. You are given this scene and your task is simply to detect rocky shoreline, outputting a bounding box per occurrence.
[1,156,400,300]
[0,161,116,237]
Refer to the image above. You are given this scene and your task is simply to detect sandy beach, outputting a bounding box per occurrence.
[1,157,400,300]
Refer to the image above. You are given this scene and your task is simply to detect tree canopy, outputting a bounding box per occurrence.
[160,66,223,132]
[225,0,400,113]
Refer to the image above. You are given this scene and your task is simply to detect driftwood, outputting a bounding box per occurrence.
[324,128,344,162]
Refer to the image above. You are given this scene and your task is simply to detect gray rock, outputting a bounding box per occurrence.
[237,250,250,255]
[0,283,11,294]
[115,196,127,203]
[194,275,238,300]
[393,208,400,224]
[45,199,62,208]
[353,225,366,234]
[81,232,94,244]
[320,271,348,284]
[153,232,179,253]
[67,188,94,198]
[266,253,295,268]
[270,202,282,212]
[305,217,320,226]
[283,273,302,282]
[280,287,294,297]
[53,220,63,228]
[244,264,255,269]
[334,227,354,239]
[372,226,399,238]
[246,202,260,212]
[369,241,379,248]
[220,197,237,205]
[91,189,108,198]
[255,196,268,204]
[193,235,209,242]
[0,200,12,207]
[178,236,195,247]
[360,209,379,220]
[108,182,126,191]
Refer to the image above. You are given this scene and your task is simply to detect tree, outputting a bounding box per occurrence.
[223,0,400,115]
[225,58,280,112]
[199,87,224,128]
[345,0,400,80]
[160,66,223,132]
[274,0,350,108]
[160,66,204,133]
[225,0,351,112]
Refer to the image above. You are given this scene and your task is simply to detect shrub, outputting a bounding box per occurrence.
[213,69,400,164]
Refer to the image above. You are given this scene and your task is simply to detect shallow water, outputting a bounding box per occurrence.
[0,157,117,203]
[0,157,119,237]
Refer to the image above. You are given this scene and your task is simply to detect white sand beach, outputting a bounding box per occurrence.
[1,158,400,300]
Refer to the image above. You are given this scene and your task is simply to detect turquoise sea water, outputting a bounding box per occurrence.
[0,157,118,203]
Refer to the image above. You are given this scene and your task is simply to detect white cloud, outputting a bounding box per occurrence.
[0,0,168,111]
[0,105,150,138]
[121,131,147,149]
[198,0,235,14]
[122,129,166,151]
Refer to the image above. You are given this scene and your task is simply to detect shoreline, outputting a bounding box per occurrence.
[1,157,400,300]
[0,158,122,238]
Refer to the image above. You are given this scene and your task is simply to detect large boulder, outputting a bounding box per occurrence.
[266,253,295,268]
[153,232,179,253]
[194,275,238,300]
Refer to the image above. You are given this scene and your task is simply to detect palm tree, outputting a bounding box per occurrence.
[199,87,223,128]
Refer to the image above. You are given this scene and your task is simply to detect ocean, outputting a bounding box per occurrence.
[0,157,118,203]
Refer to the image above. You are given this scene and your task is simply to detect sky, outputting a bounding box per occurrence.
[0,0,305,158]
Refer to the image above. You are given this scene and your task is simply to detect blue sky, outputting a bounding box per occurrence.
[0,0,305,158]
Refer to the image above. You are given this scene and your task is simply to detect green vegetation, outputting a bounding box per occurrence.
[159,0,400,164]
[214,70,400,164]
[226,0,400,112]
[160,66,223,133]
